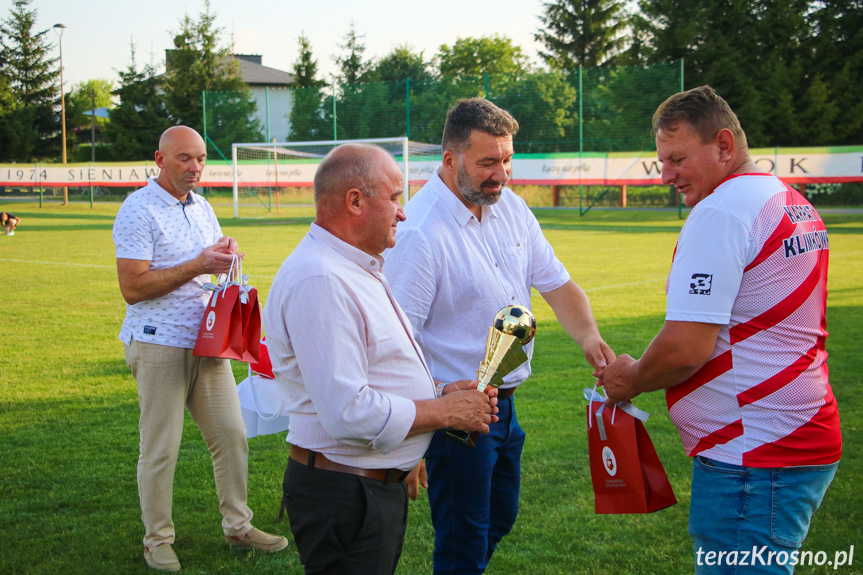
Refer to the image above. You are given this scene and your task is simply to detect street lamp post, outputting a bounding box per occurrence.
[90,89,96,162]
[53,23,68,206]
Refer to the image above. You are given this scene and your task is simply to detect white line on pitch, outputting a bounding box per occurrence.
[0,258,114,269]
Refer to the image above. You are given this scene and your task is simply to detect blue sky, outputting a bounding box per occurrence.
[27,0,548,89]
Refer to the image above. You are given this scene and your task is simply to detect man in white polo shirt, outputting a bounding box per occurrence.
[113,126,287,572]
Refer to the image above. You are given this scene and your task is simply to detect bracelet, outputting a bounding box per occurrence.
[435,381,448,398]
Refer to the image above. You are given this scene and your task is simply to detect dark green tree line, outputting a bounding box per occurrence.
[0,0,266,162]
[631,0,863,147]
[535,0,630,68]
[287,32,328,141]
[3,0,861,162]
[102,42,172,161]
[164,0,261,158]
[283,29,675,151]
[0,0,58,161]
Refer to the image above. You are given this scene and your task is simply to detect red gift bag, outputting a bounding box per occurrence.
[194,255,262,363]
[584,388,677,514]
[193,281,244,360]
[250,336,275,379]
[240,286,261,363]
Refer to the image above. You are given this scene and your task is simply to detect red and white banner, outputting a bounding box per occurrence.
[2,146,861,188]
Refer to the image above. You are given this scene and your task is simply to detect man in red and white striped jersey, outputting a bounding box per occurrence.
[599,86,841,574]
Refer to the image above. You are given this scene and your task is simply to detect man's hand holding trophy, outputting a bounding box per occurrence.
[445,304,536,447]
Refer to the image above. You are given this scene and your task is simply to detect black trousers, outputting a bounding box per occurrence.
[283,457,409,575]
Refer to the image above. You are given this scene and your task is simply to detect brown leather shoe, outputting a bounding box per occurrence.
[144,543,181,572]
[225,527,289,553]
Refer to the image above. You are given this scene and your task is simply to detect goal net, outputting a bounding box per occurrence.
[231,137,441,218]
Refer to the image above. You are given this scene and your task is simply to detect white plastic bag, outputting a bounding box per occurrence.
[237,371,290,438]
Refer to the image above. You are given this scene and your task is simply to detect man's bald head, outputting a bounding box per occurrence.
[155,126,207,200]
[314,144,399,211]
[312,143,406,254]
[159,126,206,153]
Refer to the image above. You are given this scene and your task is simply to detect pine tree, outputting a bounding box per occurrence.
[102,42,172,161]
[637,0,815,147]
[334,22,369,85]
[0,47,37,161]
[0,0,59,160]
[291,32,325,89]
[162,0,261,157]
[807,0,863,144]
[288,32,327,140]
[535,0,630,69]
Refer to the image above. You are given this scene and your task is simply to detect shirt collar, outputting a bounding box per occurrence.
[428,168,498,227]
[149,177,197,207]
[308,222,385,275]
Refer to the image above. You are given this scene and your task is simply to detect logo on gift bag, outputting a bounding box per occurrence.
[206,311,216,331]
[602,446,617,476]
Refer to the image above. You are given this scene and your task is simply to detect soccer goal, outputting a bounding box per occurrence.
[231,137,441,218]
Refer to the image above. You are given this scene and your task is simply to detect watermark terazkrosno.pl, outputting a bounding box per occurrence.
[696,545,855,570]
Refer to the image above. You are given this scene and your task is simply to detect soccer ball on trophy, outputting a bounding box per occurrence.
[493,305,536,345]
[477,304,536,392]
[445,303,537,447]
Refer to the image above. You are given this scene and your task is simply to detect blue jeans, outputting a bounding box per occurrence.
[689,456,838,575]
[425,396,525,575]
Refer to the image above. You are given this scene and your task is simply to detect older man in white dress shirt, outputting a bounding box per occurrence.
[263,143,499,575]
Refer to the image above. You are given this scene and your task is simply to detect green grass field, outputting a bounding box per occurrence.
[1,201,860,575]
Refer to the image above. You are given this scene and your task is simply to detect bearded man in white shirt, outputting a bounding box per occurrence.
[263,143,499,575]
[383,98,615,575]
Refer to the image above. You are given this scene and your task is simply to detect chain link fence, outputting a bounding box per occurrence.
[203,61,683,159]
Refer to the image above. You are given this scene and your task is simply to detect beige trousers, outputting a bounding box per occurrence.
[124,340,253,549]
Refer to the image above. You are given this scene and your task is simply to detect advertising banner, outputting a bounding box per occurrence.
[3,146,862,188]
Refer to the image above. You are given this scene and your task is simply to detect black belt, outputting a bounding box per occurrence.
[290,445,409,484]
[498,387,516,400]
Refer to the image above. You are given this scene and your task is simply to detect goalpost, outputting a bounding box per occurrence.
[231,137,440,219]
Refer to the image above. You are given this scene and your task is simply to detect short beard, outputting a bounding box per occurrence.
[457,161,502,206]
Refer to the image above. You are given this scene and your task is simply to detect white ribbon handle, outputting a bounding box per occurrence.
[583,386,651,426]
[228,254,240,284]
[203,277,227,308]
[234,255,252,304]
[202,254,248,305]
[248,375,286,422]
[584,385,608,439]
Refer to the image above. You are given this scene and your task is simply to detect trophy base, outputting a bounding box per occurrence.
[444,428,480,448]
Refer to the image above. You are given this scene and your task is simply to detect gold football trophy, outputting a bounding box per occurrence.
[445,305,536,447]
